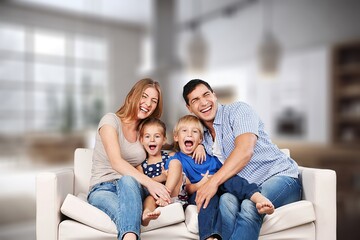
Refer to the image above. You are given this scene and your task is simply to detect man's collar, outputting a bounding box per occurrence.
[213,102,223,125]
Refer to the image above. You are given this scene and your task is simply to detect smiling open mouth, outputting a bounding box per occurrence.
[140,107,149,113]
[184,140,193,147]
[149,144,157,150]
[200,106,211,113]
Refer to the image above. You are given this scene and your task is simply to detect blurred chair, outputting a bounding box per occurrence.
[36,148,336,240]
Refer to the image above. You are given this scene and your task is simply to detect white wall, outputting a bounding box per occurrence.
[176,0,360,144]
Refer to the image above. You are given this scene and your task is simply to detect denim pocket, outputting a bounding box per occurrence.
[87,181,116,200]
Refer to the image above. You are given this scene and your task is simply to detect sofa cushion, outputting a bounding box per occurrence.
[260,200,315,235]
[61,193,117,234]
[60,193,186,234]
[184,205,198,234]
[183,200,315,236]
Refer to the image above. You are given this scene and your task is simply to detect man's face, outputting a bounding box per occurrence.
[186,84,217,123]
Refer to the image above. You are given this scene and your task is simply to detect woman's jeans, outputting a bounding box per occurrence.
[88,176,147,240]
[219,175,302,240]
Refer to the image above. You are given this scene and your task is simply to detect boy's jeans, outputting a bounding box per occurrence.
[188,192,222,240]
[88,176,146,240]
[219,175,302,240]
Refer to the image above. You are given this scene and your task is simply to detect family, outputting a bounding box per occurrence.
[87,78,302,240]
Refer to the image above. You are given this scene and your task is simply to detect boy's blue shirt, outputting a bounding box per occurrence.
[165,151,222,184]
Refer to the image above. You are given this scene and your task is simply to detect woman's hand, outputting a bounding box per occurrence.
[193,144,206,164]
[146,178,171,203]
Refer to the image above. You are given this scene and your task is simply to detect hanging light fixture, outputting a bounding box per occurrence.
[258,0,282,77]
[187,25,208,73]
[187,0,208,73]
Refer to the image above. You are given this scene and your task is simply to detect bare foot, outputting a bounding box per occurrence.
[256,202,275,215]
[156,198,169,207]
[142,209,161,226]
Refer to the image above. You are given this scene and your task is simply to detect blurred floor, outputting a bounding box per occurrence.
[0,158,70,240]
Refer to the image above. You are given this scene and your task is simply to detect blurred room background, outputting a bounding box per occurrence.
[0,0,359,239]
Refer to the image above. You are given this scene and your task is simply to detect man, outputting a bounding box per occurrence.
[182,79,302,240]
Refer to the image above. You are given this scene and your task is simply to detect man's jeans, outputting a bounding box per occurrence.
[219,175,302,240]
[88,176,147,240]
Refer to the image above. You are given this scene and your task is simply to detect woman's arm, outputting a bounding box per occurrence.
[100,125,171,202]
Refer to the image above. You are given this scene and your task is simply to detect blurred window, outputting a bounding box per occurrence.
[34,31,66,56]
[0,24,25,52]
[0,23,108,134]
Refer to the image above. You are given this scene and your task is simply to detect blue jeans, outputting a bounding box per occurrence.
[87,176,147,240]
[219,175,302,240]
[188,175,259,240]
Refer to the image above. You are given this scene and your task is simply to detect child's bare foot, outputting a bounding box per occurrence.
[256,202,274,215]
[156,198,169,207]
[142,209,161,226]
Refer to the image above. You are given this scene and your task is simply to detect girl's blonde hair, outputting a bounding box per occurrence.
[173,115,204,139]
[116,78,163,122]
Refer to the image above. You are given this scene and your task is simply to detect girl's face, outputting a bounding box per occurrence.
[174,123,202,156]
[137,87,159,120]
[140,125,166,157]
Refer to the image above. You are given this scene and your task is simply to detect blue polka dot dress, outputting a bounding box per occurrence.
[141,151,169,178]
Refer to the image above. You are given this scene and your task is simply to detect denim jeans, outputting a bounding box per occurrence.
[87,176,147,240]
[188,192,222,240]
[219,175,302,240]
[188,175,259,240]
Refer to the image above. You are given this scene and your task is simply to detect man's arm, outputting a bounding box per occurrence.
[195,132,257,210]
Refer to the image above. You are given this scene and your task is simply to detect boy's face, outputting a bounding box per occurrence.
[174,123,202,156]
[140,125,166,157]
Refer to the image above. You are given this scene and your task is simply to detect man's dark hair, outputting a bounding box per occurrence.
[182,79,214,105]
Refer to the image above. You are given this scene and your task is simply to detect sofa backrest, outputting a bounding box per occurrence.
[74,148,93,195]
[73,147,291,196]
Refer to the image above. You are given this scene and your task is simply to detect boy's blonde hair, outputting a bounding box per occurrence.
[173,115,204,139]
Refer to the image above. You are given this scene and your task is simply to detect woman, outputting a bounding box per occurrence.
[87,78,171,240]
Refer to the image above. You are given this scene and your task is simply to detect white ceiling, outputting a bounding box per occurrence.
[12,0,154,25]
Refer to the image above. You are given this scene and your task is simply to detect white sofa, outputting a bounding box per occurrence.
[36,148,336,240]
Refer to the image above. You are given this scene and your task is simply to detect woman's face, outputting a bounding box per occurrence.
[137,87,159,119]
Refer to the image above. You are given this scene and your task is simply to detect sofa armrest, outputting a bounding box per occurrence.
[299,166,336,240]
[36,168,74,240]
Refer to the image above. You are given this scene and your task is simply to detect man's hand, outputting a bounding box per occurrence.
[195,177,219,212]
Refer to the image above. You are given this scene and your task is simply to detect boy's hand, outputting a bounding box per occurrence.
[193,144,206,164]
[196,170,212,187]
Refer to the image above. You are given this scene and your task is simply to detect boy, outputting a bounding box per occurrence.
[165,115,274,240]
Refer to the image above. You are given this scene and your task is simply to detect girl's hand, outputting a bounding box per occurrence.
[193,144,206,164]
[161,166,168,178]
[152,167,168,183]
[146,179,171,203]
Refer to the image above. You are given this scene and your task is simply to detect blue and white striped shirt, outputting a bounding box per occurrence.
[202,102,299,185]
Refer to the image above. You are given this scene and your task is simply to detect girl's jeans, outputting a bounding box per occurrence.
[219,175,302,240]
[88,176,147,240]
